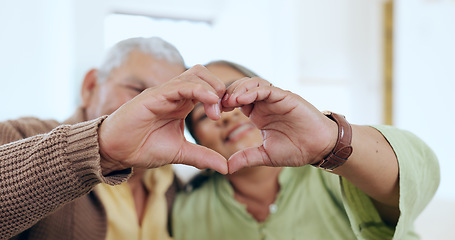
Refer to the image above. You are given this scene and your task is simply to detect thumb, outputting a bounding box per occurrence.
[227,146,270,174]
[180,142,228,174]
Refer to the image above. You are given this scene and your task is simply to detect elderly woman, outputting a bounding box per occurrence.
[172,60,439,239]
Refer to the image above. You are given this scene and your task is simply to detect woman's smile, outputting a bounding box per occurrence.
[224,122,256,143]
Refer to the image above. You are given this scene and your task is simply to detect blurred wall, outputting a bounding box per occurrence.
[0,0,74,121]
[0,0,454,238]
[0,0,384,123]
[395,1,455,239]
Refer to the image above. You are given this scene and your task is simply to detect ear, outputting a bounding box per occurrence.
[81,69,99,108]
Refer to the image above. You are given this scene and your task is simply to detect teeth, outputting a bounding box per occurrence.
[228,124,251,141]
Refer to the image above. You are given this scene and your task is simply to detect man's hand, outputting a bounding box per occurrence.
[221,77,338,174]
[98,65,228,175]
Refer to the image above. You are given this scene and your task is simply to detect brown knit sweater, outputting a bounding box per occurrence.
[0,110,179,240]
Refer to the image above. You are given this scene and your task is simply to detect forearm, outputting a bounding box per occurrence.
[333,125,399,207]
[0,118,129,238]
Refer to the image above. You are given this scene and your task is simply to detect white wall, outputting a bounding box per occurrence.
[0,0,384,123]
[0,0,74,121]
[0,0,454,238]
[294,0,385,125]
[395,0,455,239]
[395,0,455,201]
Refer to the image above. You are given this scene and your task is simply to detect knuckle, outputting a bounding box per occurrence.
[191,64,206,72]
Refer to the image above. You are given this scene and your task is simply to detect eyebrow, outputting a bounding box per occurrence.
[125,76,147,88]
[192,104,207,123]
[194,102,203,110]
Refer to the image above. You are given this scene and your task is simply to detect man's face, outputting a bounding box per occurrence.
[82,50,185,120]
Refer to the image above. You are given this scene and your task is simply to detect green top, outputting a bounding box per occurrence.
[172,126,439,240]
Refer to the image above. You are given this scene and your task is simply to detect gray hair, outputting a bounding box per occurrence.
[97,37,185,82]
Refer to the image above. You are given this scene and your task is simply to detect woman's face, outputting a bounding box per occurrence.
[191,64,263,159]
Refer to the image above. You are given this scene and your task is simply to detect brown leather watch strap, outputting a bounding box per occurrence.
[312,111,353,171]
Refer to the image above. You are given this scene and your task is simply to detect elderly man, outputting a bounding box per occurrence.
[0,37,227,240]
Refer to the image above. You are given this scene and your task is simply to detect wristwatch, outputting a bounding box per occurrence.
[311,111,353,171]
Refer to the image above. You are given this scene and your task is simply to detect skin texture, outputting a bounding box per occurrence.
[80,51,228,224]
[82,50,186,120]
[191,64,283,222]
[80,52,227,174]
[191,66,264,160]
[191,63,400,225]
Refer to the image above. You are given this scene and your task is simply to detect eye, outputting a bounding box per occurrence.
[192,105,209,124]
[126,85,145,93]
[192,110,208,123]
[196,113,208,123]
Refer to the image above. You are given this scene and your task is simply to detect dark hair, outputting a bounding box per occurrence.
[185,60,259,144]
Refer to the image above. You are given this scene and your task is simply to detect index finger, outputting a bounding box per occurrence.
[223,77,273,107]
[186,64,226,99]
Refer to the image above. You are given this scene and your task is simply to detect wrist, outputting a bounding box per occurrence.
[99,151,127,176]
[318,116,339,162]
[98,120,130,176]
[311,111,353,171]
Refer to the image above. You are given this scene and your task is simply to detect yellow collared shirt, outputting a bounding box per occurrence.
[96,165,174,240]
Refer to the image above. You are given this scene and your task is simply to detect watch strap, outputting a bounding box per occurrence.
[312,111,353,171]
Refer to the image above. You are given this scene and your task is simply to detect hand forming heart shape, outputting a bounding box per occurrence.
[98,65,337,175]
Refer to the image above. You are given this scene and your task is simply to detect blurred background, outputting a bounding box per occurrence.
[0,0,453,238]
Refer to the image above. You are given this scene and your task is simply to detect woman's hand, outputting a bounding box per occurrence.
[222,77,338,174]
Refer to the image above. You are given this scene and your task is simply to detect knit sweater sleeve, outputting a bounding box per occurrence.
[0,117,131,239]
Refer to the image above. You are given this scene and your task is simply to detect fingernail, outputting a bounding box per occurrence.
[209,91,219,99]
[213,101,221,118]
[218,99,222,116]
[223,93,229,102]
